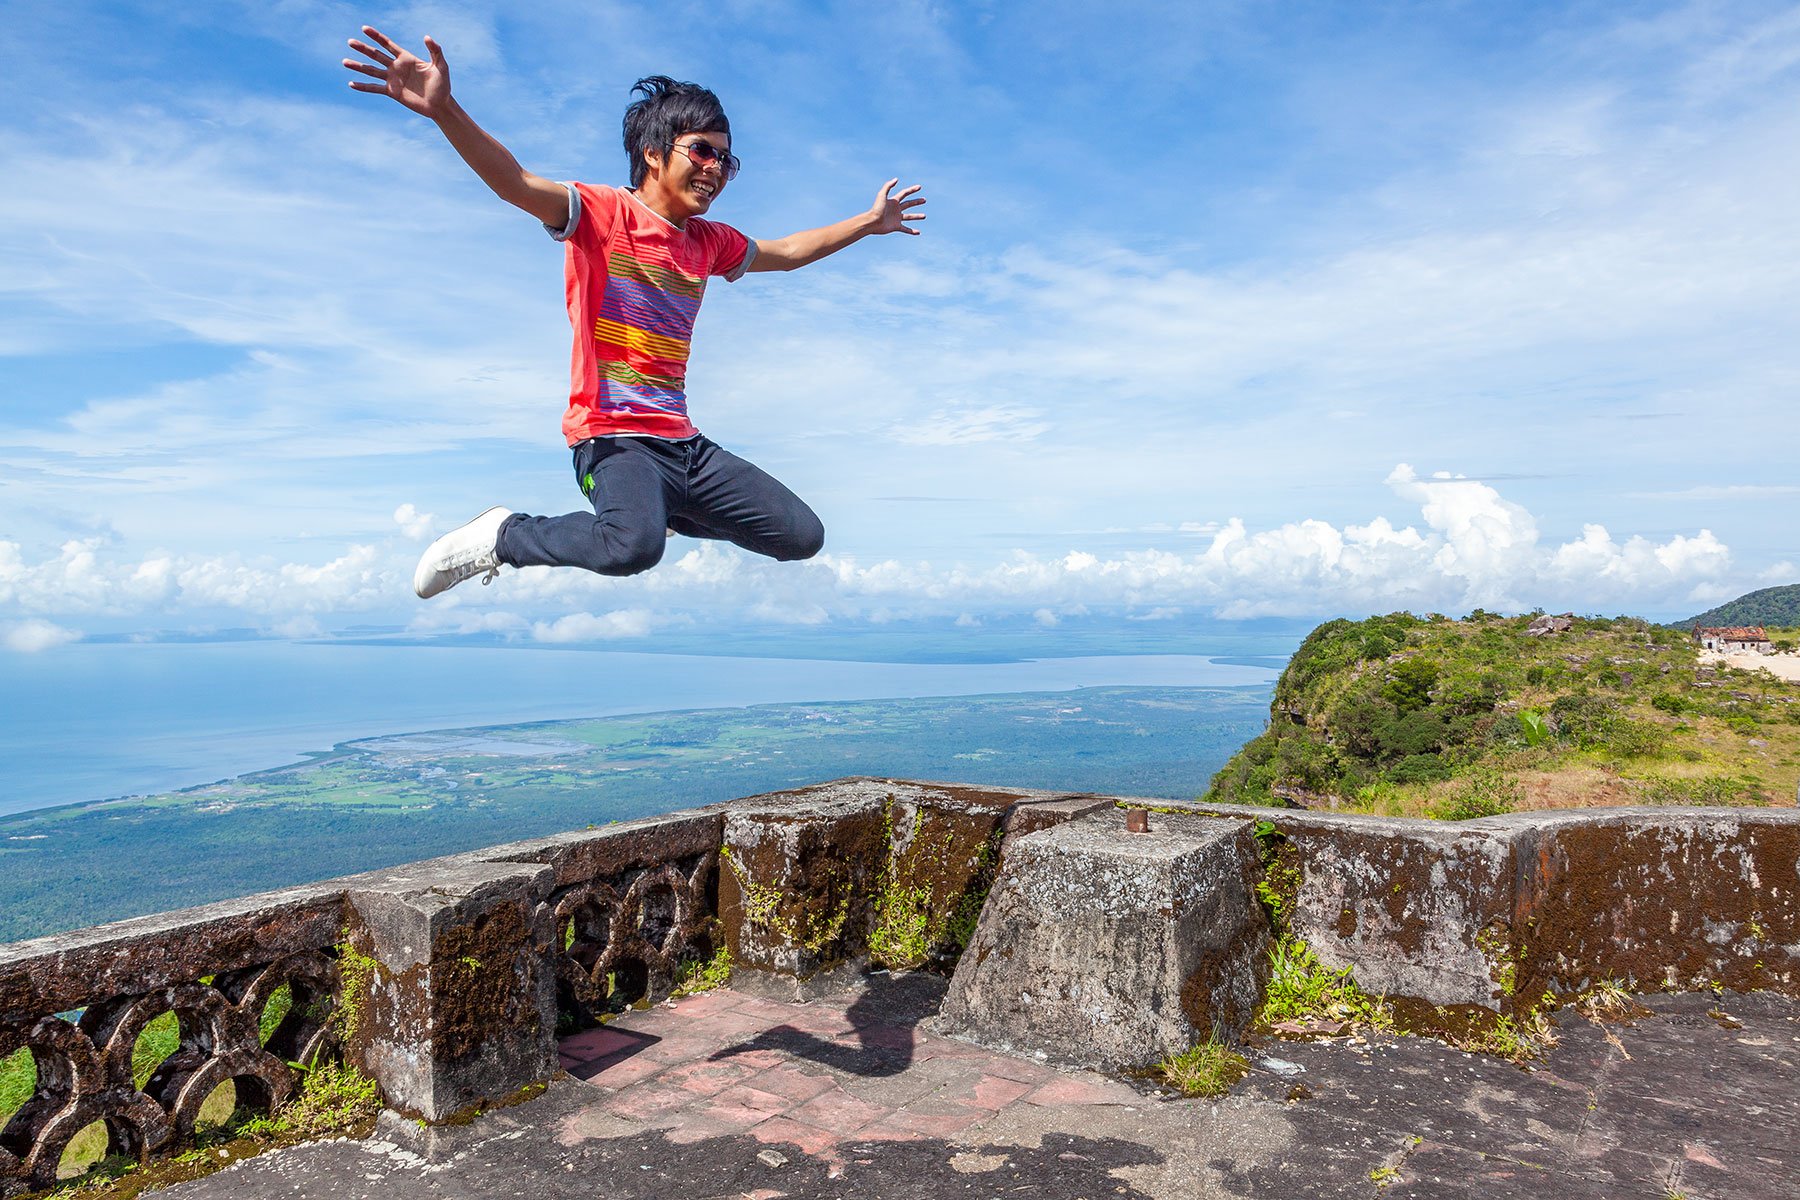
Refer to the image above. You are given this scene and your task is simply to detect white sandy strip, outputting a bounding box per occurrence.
[1699,649,1800,683]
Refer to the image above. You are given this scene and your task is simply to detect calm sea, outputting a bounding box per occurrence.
[0,641,1282,816]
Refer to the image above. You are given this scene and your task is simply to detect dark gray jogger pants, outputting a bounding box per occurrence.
[496,435,824,576]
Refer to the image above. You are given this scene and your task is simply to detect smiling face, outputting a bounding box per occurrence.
[637,130,731,226]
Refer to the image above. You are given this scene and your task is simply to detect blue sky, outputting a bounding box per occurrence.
[3,0,1797,650]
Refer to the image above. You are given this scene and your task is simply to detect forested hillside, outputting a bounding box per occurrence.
[1676,584,1800,631]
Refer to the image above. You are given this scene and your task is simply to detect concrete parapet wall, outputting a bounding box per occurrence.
[3,777,1796,1194]
[1162,799,1800,1014]
[1505,809,1800,998]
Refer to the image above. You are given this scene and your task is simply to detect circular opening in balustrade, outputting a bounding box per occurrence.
[193,1072,276,1140]
[566,901,615,968]
[639,883,679,947]
[258,982,294,1048]
[196,1079,239,1132]
[607,958,650,1010]
[0,1046,34,1133]
[55,1119,111,1181]
[133,1010,181,1092]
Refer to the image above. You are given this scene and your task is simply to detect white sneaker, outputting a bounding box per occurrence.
[413,507,513,599]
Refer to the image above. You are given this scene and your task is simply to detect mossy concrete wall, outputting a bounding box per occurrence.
[1164,799,1800,1016]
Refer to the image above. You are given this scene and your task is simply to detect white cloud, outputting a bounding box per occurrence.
[394,504,437,540]
[3,619,80,653]
[531,609,660,642]
[888,404,1050,446]
[0,538,392,617]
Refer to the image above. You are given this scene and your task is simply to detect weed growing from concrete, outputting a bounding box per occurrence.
[942,834,1001,953]
[1156,1039,1249,1098]
[244,1061,380,1140]
[333,940,379,1047]
[1259,937,1394,1033]
[1443,1010,1558,1062]
[868,880,933,970]
[719,847,795,938]
[1473,926,1518,997]
[867,803,1001,971]
[672,944,732,997]
[1574,978,1642,1021]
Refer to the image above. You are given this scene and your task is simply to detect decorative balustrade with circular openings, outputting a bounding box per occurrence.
[548,853,718,1028]
[0,950,339,1198]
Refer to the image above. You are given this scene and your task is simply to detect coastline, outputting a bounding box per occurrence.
[1,648,1287,821]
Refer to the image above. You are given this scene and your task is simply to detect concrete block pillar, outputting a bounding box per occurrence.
[718,793,888,998]
[939,809,1270,1069]
[343,859,558,1122]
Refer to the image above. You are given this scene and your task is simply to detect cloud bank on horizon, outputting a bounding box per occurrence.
[2,1,1797,648]
[2,465,1780,649]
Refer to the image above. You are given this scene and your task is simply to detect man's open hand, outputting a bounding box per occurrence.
[869,179,927,235]
[344,26,451,119]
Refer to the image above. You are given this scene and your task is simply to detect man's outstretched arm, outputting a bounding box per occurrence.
[748,179,927,273]
[343,26,567,229]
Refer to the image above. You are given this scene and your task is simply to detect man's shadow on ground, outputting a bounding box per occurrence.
[709,970,947,1078]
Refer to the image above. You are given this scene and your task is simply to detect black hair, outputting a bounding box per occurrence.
[623,76,731,188]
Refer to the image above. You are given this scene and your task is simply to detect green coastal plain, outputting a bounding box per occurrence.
[0,685,1271,943]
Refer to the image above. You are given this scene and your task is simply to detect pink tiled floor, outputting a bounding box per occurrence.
[555,979,1140,1166]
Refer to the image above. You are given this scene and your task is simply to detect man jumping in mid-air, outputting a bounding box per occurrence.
[343,27,926,598]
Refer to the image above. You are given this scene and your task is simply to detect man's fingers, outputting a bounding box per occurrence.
[347,80,388,94]
[903,212,926,220]
[899,197,926,210]
[424,34,448,68]
[343,59,387,80]
[346,38,395,67]
[895,184,922,200]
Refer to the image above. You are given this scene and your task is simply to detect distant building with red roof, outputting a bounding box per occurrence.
[1695,626,1772,653]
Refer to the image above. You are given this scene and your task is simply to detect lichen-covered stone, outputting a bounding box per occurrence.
[1279,817,1516,1008]
[718,784,889,988]
[1504,807,1800,998]
[938,808,1269,1068]
[1147,799,1800,1015]
[344,858,559,1123]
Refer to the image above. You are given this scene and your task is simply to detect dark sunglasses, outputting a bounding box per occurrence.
[668,138,741,180]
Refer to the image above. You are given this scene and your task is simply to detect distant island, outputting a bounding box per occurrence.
[1206,608,1799,816]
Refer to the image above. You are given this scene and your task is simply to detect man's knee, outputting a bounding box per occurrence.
[771,513,825,561]
[590,524,667,576]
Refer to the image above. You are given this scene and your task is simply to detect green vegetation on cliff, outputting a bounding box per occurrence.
[1675,583,1800,632]
[1205,611,1800,817]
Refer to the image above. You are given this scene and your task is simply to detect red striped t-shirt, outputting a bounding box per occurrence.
[550,184,752,443]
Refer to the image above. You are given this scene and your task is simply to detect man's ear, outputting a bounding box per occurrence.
[641,144,664,179]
